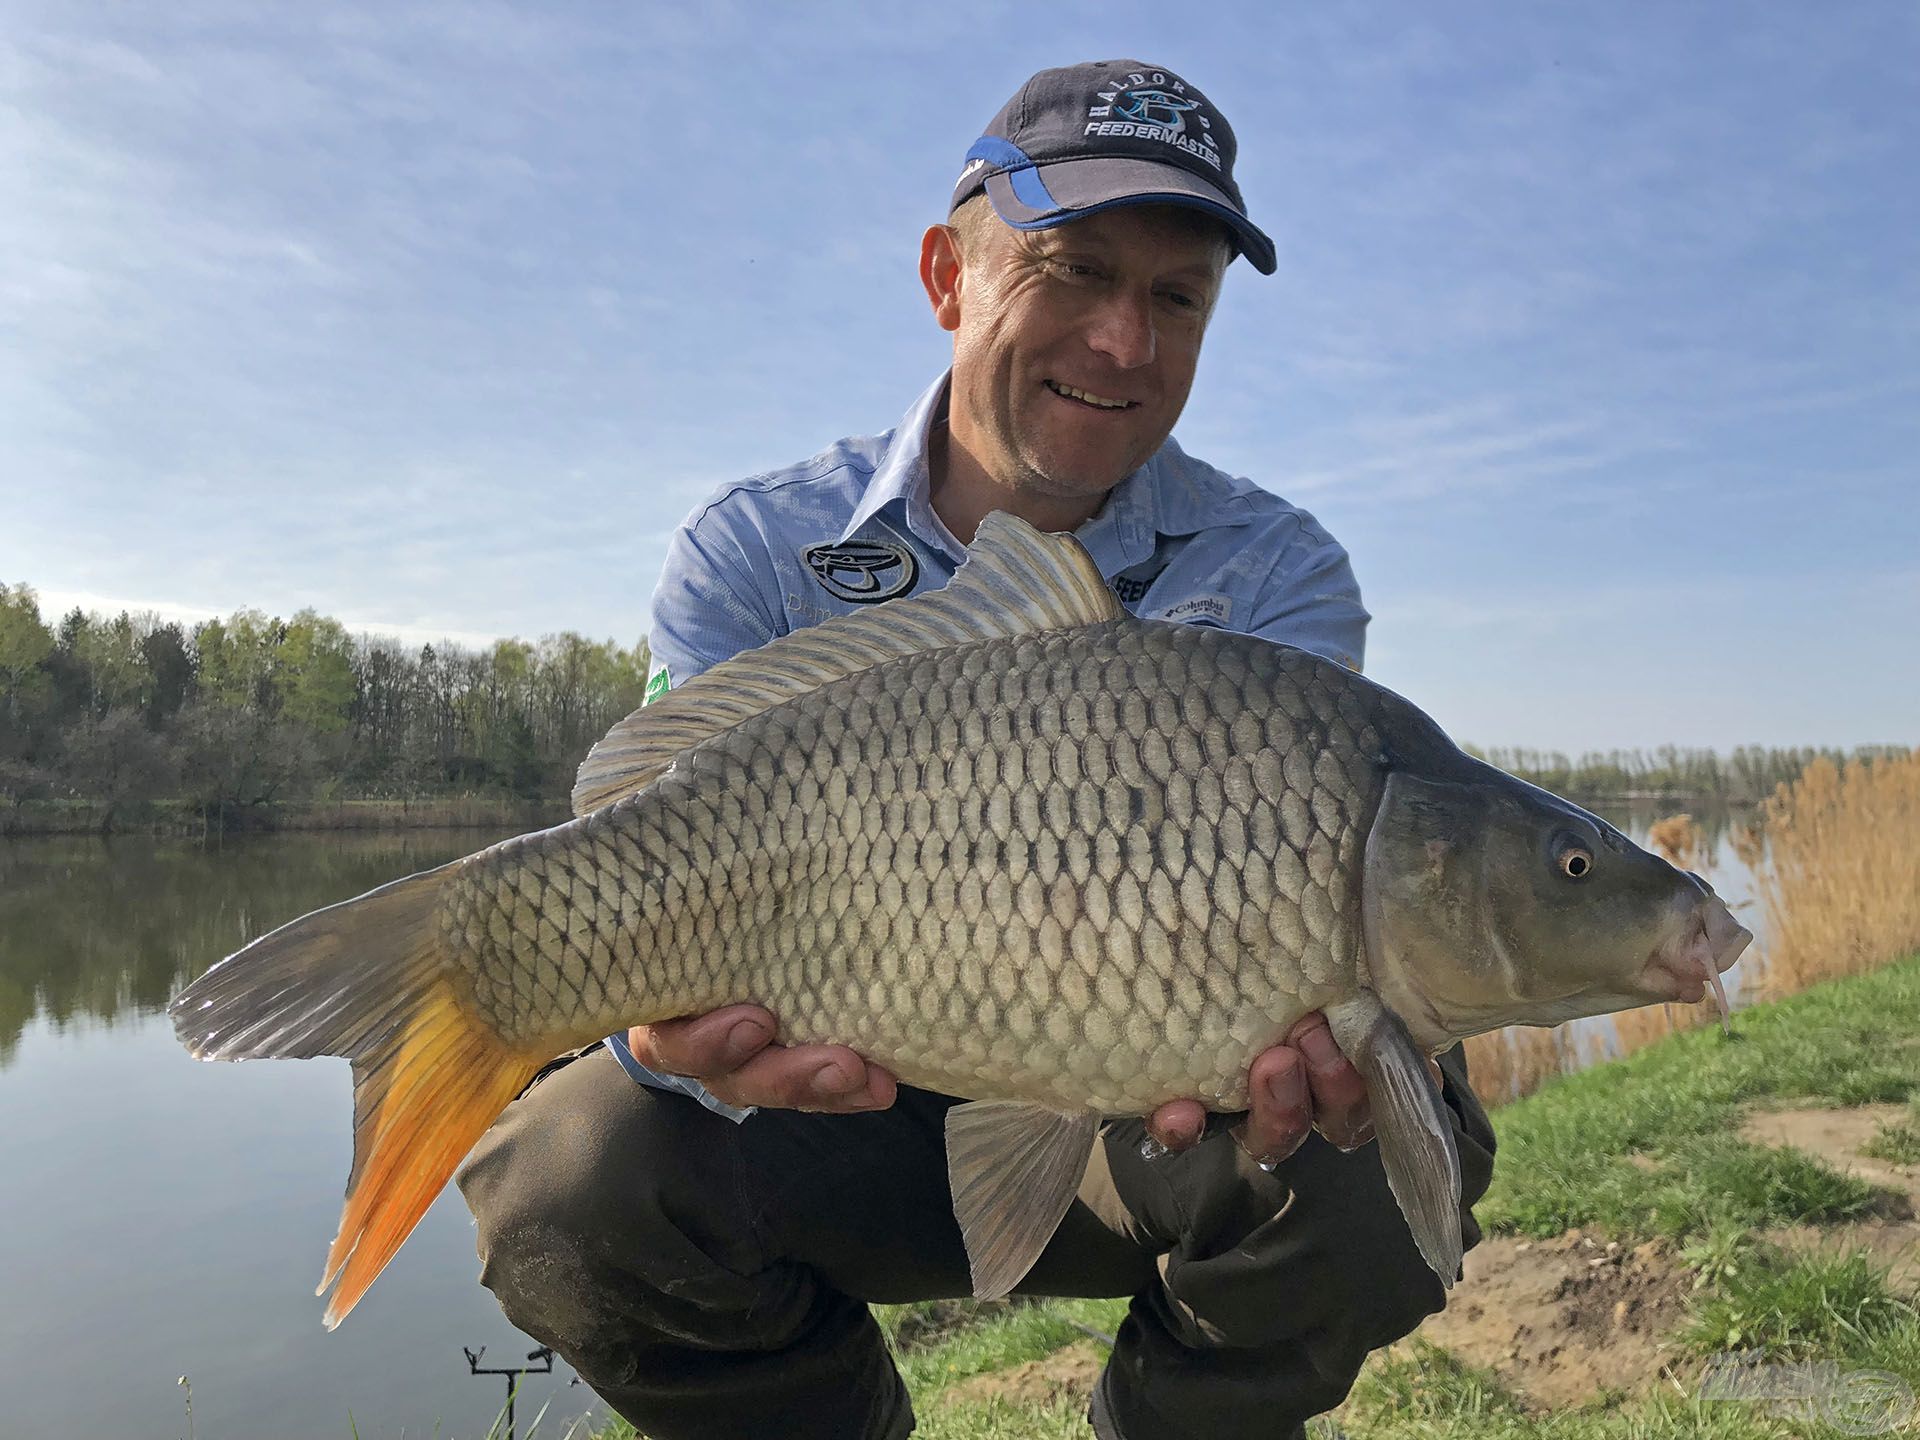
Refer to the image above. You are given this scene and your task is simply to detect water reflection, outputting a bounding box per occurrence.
[0,831,513,1071]
[0,828,592,1440]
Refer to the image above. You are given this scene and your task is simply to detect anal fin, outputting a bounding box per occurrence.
[945,1101,1098,1300]
[1324,993,1464,1287]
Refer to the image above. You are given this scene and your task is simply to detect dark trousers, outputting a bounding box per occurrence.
[455,1044,1495,1440]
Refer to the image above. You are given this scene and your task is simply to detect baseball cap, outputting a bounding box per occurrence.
[949,59,1276,275]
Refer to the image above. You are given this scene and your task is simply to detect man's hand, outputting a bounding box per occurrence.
[627,1006,898,1113]
[630,1005,1440,1145]
[1143,1011,1446,1167]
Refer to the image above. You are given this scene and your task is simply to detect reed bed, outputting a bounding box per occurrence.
[1464,749,1920,1106]
[1747,747,1920,998]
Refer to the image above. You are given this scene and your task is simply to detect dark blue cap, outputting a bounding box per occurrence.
[950,60,1276,275]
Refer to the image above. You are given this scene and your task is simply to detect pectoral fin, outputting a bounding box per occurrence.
[944,1101,1098,1300]
[1323,993,1464,1287]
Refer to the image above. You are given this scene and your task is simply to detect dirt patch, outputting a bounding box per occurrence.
[1413,1230,1694,1409]
[1740,1102,1920,1278]
[1412,1104,1920,1412]
[947,1340,1105,1408]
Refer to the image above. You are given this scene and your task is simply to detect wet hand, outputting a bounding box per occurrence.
[627,1005,898,1114]
[1142,1011,1445,1166]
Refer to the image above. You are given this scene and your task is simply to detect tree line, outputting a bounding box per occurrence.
[1468,743,1911,804]
[3,579,1904,825]
[0,582,649,823]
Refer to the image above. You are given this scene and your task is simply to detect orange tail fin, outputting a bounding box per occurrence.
[169,864,546,1328]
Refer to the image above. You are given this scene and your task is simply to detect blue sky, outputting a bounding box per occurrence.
[3,1,1915,752]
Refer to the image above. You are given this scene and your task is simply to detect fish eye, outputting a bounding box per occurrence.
[1553,834,1594,880]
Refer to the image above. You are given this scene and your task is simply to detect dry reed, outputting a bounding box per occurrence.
[1463,1025,1596,1108]
[1646,812,1704,870]
[1748,748,1920,999]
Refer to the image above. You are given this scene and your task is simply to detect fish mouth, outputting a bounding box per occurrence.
[1641,886,1752,1029]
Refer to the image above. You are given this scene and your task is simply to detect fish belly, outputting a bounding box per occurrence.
[444,621,1384,1115]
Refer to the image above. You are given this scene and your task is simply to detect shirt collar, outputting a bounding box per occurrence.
[838,371,1178,579]
[837,373,965,559]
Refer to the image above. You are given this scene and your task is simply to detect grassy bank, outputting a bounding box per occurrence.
[579,954,1920,1439]
[0,794,566,837]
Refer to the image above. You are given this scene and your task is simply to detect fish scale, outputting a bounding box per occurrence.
[442,622,1380,1116]
[170,512,1752,1326]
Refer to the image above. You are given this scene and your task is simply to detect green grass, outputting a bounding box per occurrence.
[587,956,1920,1439]
[883,1297,1126,1398]
[1477,957,1920,1244]
[908,1394,1097,1440]
[1681,1243,1918,1358]
[1862,1096,1920,1165]
[1340,1339,1534,1430]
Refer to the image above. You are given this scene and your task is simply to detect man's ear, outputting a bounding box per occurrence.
[920,224,963,333]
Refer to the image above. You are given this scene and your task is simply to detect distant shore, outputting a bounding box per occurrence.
[0,796,568,838]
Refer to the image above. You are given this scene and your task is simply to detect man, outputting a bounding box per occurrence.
[458,59,1495,1440]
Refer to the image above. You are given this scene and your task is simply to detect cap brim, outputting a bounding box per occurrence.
[983,156,1276,275]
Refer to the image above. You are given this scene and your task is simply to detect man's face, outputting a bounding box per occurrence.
[941,204,1229,502]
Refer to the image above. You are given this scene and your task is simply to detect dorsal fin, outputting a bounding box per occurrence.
[570,512,1122,815]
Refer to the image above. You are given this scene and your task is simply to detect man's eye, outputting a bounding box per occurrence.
[1159,289,1200,310]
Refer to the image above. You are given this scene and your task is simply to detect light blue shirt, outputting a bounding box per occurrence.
[607,371,1370,1116]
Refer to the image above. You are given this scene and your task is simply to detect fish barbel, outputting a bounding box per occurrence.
[170,515,1750,1328]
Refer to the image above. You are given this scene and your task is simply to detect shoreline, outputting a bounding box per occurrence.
[0,791,1742,839]
[0,796,569,838]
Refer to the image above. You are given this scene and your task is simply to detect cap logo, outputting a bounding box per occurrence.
[1085,71,1222,172]
[1113,88,1199,132]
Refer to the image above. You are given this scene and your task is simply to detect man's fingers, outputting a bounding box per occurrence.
[628,1005,777,1079]
[1287,1012,1372,1151]
[629,1008,897,1112]
[703,1044,899,1113]
[1145,1098,1208,1153]
[1234,1046,1312,1165]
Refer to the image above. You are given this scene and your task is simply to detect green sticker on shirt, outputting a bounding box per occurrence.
[645,666,671,705]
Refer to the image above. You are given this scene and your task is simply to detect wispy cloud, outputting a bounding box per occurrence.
[1,1,1914,748]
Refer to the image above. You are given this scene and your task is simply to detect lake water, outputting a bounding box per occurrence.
[0,830,605,1440]
[0,810,1765,1438]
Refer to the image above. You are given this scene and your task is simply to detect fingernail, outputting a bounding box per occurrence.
[1334,1123,1376,1154]
[1231,1122,1287,1173]
[1296,1027,1341,1071]
[1138,1134,1171,1162]
[810,1062,860,1097]
[1266,1068,1304,1108]
[725,1020,770,1064]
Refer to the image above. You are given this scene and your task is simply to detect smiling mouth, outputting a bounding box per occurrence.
[1045,379,1136,411]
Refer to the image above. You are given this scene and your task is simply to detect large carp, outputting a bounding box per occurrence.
[171,514,1749,1328]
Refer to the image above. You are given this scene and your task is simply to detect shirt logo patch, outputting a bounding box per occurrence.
[1155,593,1233,627]
[802,539,919,604]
